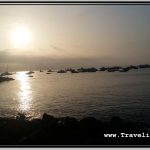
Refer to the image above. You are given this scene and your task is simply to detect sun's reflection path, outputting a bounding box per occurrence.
[16,71,32,112]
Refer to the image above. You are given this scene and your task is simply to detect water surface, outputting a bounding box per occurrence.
[0,69,150,125]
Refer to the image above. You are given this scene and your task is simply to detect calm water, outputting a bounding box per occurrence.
[0,69,150,124]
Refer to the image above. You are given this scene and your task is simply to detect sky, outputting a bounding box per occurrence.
[0,5,150,71]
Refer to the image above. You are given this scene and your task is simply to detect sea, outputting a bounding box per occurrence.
[0,69,150,125]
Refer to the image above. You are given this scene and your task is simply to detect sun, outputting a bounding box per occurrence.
[10,26,32,48]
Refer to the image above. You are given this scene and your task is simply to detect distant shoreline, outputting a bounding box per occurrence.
[1,64,150,74]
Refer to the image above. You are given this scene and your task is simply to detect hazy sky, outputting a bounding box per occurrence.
[0,5,150,71]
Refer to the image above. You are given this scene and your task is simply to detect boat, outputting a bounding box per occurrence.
[0,65,13,76]
[119,68,129,72]
[40,69,43,72]
[107,69,115,72]
[47,69,52,72]
[70,69,79,73]
[0,76,14,82]
[28,75,33,77]
[26,71,35,75]
[1,72,13,76]
[57,70,67,73]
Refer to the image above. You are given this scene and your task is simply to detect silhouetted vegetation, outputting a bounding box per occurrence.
[0,113,149,145]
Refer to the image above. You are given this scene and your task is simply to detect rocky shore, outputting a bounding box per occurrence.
[0,113,149,146]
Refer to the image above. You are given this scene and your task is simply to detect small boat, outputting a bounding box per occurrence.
[28,75,33,77]
[0,76,14,82]
[107,69,115,72]
[119,68,129,72]
[47,69,52,72]
[1,72,13,76]
[0,65,13,76]
[26,71,35,75]
[70,69,79,73]
[40,69,43,72]
[46,72,51,74]
[57,70,67,73]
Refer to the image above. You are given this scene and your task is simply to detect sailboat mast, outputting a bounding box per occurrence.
[6,64,8,73]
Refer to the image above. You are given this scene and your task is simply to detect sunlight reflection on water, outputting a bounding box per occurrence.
[16,71,32,112]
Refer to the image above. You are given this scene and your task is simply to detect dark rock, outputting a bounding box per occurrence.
[58,116,78,127]
[16,113,26,121]
[42,113,55,122]
[0,114,148,145]
[79,117,101,129]
[17,130,47,145]
[111,116,123,124]
[42,113,58,129]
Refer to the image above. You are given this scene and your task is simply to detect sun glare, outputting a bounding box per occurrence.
[16,71,32,112]
[10,26,32,48]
